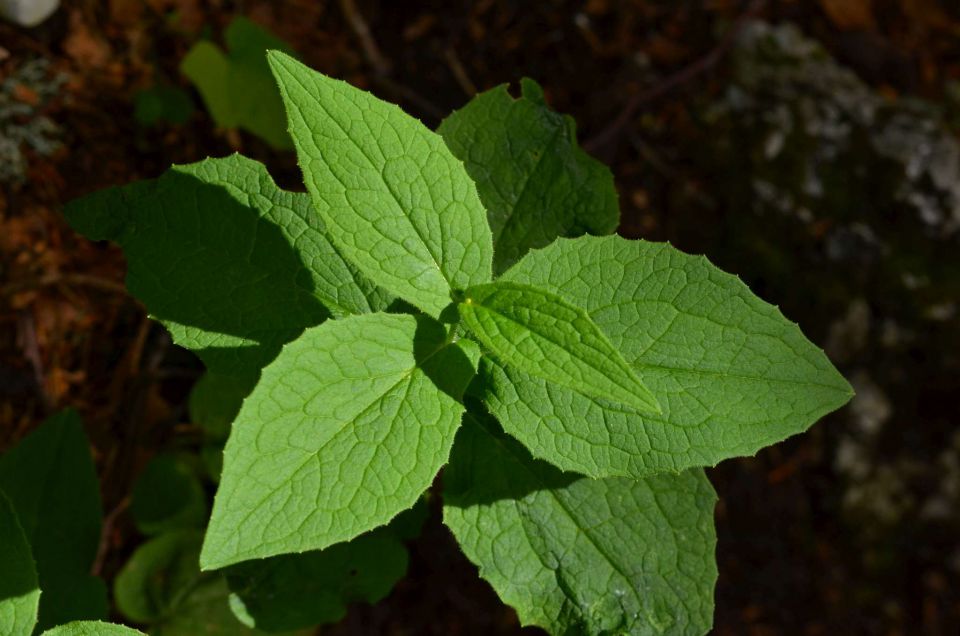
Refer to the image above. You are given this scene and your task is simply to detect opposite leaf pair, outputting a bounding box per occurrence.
[200,51,674,571]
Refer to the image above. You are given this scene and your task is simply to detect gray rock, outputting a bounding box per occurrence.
[0,0,59,27]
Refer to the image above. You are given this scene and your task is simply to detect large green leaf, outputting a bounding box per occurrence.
[459,281,659,414]
[41,623,144,636]
[201,313,479,569]
[444,414,717,635]
[180,17,293,149]
[0,491,39,636]
[477,236,854,478]
[225,502,427,632]
[0,410,107,631]
[439,79,618,274]
[65,154,389,376]
[269,51,494,317]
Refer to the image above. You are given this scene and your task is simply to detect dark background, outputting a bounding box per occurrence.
[2,1,958,634]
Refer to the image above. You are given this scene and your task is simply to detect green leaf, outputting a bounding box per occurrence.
[114,531,296,636]
[156,578,280,636]
[65,154,389,377]
[181,17,294,149]
[268,51,494,316]
[459,280,660,414]
[225,521,411,631]
[189,371,257,442]
[201,312,480,569]
[130,455,207,536]
[226,498,427,631]
[0,490,39,636]
[0,410,107,631]
[133,84,194,126]
[444,414,717,636]
[180,43,234,125]
[114,531,205,623]
[41,622,145,636]
[479,236,854,478]
[189,370,260,482]
[439,78,618,274]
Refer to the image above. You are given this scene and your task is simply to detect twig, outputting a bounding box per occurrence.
[126,314,152,377]
[91,496,129,577]
[583,0,765,155]
[628,132,713,209]
[0,272,128,299]
[17,310,53,413]
[372,75,445,120]
[336,0,445,120]
[444,47,477,96]
[338,0,390,76]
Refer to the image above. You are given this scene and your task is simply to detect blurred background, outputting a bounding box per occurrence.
[1,1,958,634]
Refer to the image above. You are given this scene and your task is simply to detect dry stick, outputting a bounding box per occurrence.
[0,272,129,298]
[337,0,445,120]
[97,325,169,573]
[17,310,53,414]
[374,75,446,120]
[338,0,391,76]
[91,496,129,577]
[445,47,477,97]
[583,0,766,155]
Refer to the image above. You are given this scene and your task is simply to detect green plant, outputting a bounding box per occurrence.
[58,51,851,634]
[0,410,144,635]
[180,17,295,149]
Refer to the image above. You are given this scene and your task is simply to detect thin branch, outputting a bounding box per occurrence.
[338,0,391,76]
[445,47,477,97]
[336,0,445,120]
[0,272,128,299]
[583,0,765,155]
[372,75,445,120]
[17,310,53,414]
[91,496,129,577]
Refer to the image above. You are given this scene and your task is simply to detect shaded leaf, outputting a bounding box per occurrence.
[0,490,39,636]
[66,154,389,379]
[444,414,717,636]
[181,17,293,149]
[133,85,195,126]
[439,78,618,273]
[226,516,417,631]
[0,410,107,631]
[130,456,207,536]
[114,531,205,624]
[114,531,297,635]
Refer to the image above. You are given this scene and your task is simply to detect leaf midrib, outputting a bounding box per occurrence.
[494,120,564,246]
[468,415,640,621]
[221,338,462,563]
[466,297,648,406]
[281,67,450,286]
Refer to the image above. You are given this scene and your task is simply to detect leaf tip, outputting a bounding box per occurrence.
[265,48,295,76]
[197,541,226,572]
